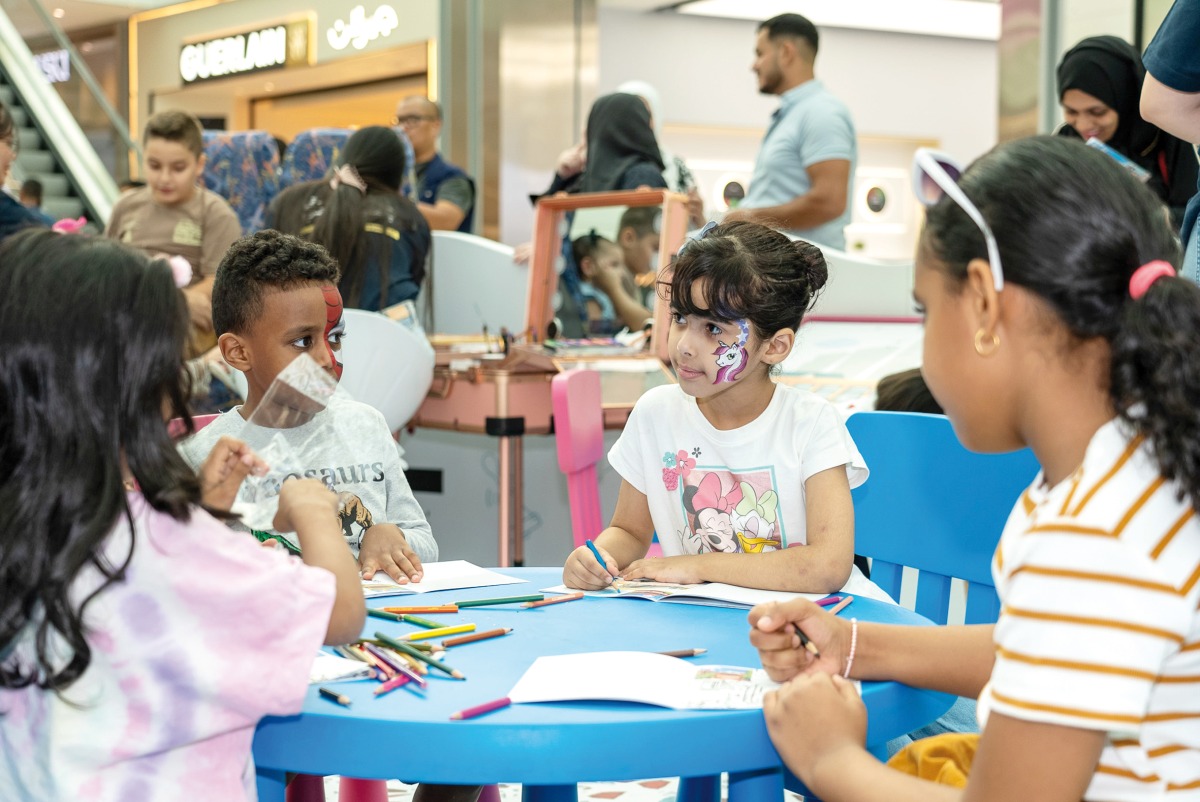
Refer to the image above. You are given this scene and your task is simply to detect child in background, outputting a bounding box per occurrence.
[751,136,1200,800]
[616,205,662,306]
[0,230,364,800]
[105,110,242,357]
[178,230,438,582]
[565,221,878,597]
[572,230,653,333]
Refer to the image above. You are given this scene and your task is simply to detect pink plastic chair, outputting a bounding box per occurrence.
[551,369,661,557]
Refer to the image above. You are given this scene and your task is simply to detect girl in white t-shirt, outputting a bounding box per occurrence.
[564,220,873,595]
[751,137,1200,801]
[0,230,365,801]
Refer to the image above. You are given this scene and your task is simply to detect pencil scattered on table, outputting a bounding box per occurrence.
[450,696,513,720]
[522,592,584,608]
[404,624,476,642]
[373,674,412,697]
[827,595,854,616]
[376,632,466,679]
[441,627,513,648]
[402,613,446,629]
[318,686,352,707]
[814,595,844,608]
[367,608,404,621]
[657,648,707,658]
[382,604,460,614]
[456,594,544,608]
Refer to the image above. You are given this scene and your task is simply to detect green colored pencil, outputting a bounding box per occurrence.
[375,632,465,679]
[456,594,544,608]
[367,608,403,622]
[402,614,445,629]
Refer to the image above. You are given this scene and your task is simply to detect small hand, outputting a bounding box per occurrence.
[556,141,587,178]
[512,242,533,265]
[563,543,618,589]
[763,673,866,786]
[198,436,269,511]
[748,599,850,682]
[359,524,424,583]
[621,555,704,585]
[273,478,339,534]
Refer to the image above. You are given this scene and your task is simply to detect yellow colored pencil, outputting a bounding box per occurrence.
[403,623,476,642]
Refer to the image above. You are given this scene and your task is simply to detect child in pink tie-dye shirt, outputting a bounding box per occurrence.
[0,230,366,801]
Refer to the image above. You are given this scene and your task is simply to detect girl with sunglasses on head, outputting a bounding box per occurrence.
[563,220,889,603]
[750,135,1200,801]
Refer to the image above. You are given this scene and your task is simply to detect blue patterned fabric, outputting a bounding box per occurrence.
[280,128,351,188]
[391,126,418,201]
[201,130,280,234]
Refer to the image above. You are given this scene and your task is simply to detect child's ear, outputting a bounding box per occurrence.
[618,227,636,248]
[195,152,207,177]
[579,255,595,279]
[219,332,251,372]
[759,328,795,365]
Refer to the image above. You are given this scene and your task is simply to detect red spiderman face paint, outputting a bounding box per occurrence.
[323,285,346,380]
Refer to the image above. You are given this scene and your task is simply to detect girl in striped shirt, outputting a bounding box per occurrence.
[749,135,1200,801]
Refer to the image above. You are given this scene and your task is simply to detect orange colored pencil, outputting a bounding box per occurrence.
[521,592,584,608]
[381,605,460,614]
[827,595,854,615]
[440,627,513,648]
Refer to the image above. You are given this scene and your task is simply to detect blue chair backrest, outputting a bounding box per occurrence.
[281,128,351,188]
[201,129,280,234]
[846,411,1040,625]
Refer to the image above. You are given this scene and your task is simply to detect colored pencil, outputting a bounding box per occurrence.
[797,630,821,658]
[402,614,446,629]
[385,656,429,687]
[373,674,412,697]
[349,644,394,678]
[367,608,404,621]
[319,686,352,707]
[450,696,512,720]
[584,539,617,578]
[522,592,584,608]
[375,632,465,679]
[814,595,844,608]
[456,594,544,608]
[441,627,513,648]
[403,624,476,642]
[362,642,410,676]
[381,605,460,614]
[827,595,854,616]
[657,648,707,658]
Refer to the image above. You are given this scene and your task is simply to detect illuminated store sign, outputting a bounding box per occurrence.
[180,20,310,84]
[327,5,398,51]
[34,49,70,83]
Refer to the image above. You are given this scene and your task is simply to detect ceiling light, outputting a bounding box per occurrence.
[52,7,65,17]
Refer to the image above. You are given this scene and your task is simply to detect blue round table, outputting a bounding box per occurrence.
[254,568,952,802]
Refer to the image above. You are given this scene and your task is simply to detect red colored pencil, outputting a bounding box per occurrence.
[521,592,584,608]
[373,674,412,697]
[450,696,512,720]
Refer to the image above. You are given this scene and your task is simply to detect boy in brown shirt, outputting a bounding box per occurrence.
[105,110,241,355]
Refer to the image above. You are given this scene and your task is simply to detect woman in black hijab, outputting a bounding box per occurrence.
[1057,35,1197,227]
[579,93,667,193]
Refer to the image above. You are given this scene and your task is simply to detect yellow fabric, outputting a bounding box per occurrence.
[886,733,980,788]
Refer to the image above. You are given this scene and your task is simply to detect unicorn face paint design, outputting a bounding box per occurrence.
[713,319,750,384]
[322,285,346,381]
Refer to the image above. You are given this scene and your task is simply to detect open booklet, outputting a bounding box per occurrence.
[541,579,825,610]
[362,560,525,599]
[508,651,779,710]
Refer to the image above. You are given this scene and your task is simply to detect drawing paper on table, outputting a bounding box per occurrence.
[541,580,825,609]
[309,652,374,684]
[363,560,525,598]
[507,651,780,710]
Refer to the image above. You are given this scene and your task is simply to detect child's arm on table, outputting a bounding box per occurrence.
[360,524,423,584]
[274,478,366,644]
[622,465,853,592]
[763,671,1103,802]
[563,480,655,589]
[358,424,436,583]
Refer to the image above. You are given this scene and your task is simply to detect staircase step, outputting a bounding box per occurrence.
[43,196,83,221]
[8,106,27,128]
[17,127,41,151]
[0,85,14,105]
[17,150,55,173]
[27,172,69,196]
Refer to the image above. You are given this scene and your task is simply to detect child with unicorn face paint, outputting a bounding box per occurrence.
[564,221,886,600]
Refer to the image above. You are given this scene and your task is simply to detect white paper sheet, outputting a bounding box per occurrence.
[362,560,526,598]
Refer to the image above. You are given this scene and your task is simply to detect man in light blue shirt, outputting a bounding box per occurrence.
[725,14,855,252]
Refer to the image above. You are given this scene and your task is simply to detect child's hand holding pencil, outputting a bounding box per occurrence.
[562,539,621,590]
[746,597,854,684]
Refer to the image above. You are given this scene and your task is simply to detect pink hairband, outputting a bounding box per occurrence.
[1129,260,1175,300]
[330,163,367,194]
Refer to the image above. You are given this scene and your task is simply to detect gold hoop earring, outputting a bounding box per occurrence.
[974,329,999,357]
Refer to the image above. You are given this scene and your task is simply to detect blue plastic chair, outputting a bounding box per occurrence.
[201,130,281,234]
[846,411,1041,625]
[281,128,416,200]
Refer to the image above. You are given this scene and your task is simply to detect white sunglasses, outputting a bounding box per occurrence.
[912,148,1004,292]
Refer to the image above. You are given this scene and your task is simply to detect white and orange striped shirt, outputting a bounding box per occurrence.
[979,418,1200,800]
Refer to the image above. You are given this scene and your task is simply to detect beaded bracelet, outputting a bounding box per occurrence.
[843,617,858,679]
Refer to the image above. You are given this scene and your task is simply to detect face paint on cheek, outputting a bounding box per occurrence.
[712,319,751,384]
[322,286,345,380]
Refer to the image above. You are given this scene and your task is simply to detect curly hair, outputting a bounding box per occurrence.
[0,230,198,693]
[660,220,828,342]
[923,135,1200,511]
[212,229,341,336]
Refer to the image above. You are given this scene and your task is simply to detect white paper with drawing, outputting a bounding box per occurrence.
[540,579,825,609]
[507,651,780,710]
[362,560,525,598]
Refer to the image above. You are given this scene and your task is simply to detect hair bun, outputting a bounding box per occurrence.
[793,239,828,291]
